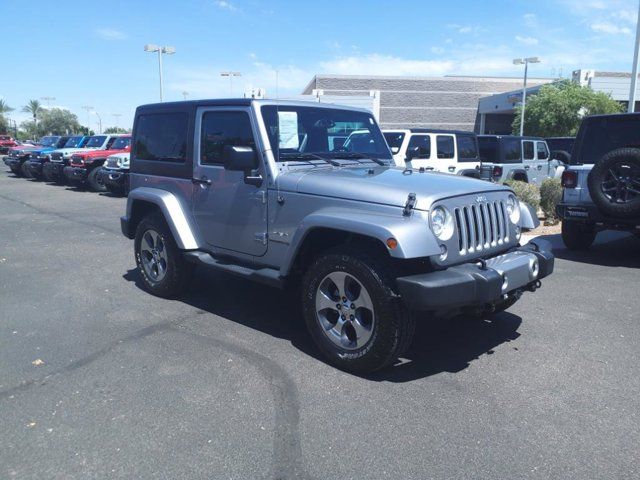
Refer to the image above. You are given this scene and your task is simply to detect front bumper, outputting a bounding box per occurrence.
[4,157,20,168]
[101,167,129,190]
[63,166,88,182]
[396,241,554,311]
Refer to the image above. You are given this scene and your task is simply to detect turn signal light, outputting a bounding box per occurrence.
[386,238,398,250]
[561,170,577,188]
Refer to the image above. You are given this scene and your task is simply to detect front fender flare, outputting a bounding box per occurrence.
[126,187,201,250]
[280,208,441,276]
[518,200,539,230]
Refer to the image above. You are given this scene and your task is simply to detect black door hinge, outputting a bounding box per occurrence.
[403,193,417,216]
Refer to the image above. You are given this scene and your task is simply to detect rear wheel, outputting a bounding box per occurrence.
[87,167,107,192]
[301,248,414,373]
[134,212,193,298]
[562,221,596,250]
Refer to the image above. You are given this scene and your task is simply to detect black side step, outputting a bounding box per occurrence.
[183,251,284,289]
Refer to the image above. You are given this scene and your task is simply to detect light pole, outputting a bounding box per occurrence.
[144,44,176,102]
[40,96,56,108]
[112,113,122,128]
[513,57,541,136]
[628,1,640,112]
[93,111,102,134]
[81,105,93,134]
[182,91,189,100]
[220,71,241,96]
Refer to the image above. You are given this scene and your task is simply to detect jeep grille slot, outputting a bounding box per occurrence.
[455,200,509,255]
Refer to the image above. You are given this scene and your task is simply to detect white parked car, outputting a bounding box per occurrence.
[383,129,481,177]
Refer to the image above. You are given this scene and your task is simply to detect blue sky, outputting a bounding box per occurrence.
[1,0,638,130]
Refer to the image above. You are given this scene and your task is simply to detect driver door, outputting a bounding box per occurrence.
[192,107,268,256]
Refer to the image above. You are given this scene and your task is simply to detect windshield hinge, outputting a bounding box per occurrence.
[403,193,417,216]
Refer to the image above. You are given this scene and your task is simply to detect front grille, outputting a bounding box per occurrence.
[454,200,509,256]
[51,152,63,161]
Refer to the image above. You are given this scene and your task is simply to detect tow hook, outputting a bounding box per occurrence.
[526,280,542,292]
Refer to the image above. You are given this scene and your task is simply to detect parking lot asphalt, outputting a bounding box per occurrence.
[0,170,639,480]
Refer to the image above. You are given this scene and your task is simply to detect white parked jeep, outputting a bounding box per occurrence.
[383,129,481,177]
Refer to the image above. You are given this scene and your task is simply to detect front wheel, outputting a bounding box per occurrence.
[301,248,415,373]
[21,162,33,178]
[87,167,107,192]
[562,221,596,250]
[134,212,193,298]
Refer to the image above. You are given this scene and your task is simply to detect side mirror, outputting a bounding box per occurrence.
[223,145,262,186]
[405,146,419,161]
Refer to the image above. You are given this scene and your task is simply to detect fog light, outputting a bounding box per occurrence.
[439,244,447,261]
[530,258,539,278]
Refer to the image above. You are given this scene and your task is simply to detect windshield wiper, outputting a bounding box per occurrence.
[328,152,387,166]
[279,152,341,167]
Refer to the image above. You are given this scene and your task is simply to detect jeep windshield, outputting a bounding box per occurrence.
[39,136,60,147]
[63,136,86,148]
[85,136,106,148]
[573,115,640,164]
[260,105,392,164]
[110,136,131,150]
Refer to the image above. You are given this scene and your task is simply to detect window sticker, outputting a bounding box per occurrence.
[278,111,299,149]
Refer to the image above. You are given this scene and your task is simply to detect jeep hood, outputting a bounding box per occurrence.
[54,147,100,155]
[277,166,509,211]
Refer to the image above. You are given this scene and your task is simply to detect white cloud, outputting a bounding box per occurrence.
[430,46,445,54]
[590,21,632,35]
[515,35,539,46]
[214,0,238,11]
[319,54,455,77]
[611,9,638,24]
[96,28,127,40]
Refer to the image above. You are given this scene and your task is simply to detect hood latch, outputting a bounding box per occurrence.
[403,193,417,216]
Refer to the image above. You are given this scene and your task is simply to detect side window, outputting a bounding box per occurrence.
[106,137,117,149]
[134,113,188,162]
[456,134,479,162]
[436,135,455,159]
[407,135,430,159]
[200,111,256,165]
[503,138,521,163]
[537,141,549,160]
[523,141,535,160]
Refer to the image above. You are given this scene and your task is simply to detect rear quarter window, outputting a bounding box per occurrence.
[456,134,479,162]
[502,138,522,164]
[134,112,188,162]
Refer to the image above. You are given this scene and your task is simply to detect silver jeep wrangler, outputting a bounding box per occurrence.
[121,99,554,373]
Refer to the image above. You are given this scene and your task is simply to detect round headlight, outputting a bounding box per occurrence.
[430,206,454,241]
[506,194,521,224]
[115,157,123,167]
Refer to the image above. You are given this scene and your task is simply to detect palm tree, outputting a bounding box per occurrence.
[0,99,13,115]
[22,99,42,137]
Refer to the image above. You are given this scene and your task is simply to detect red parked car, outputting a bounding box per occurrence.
[64,135,131,191]
[0,135,19,155]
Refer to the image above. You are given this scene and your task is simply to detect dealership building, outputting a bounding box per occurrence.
[301,74,552,132]
[299,70,638,135]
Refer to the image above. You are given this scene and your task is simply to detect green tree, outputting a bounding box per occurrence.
[104,126,130,134]
[37,108,83,135]
[512,80,623,137]
[22,99,43,137]
[0,99,14,134]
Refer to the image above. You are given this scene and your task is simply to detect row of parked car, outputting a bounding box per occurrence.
[2,133,131,195]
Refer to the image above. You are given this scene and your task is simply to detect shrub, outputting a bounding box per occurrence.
[540,177,563,223]
[503,180,541,212]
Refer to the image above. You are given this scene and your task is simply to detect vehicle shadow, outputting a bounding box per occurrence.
[539,231,640,268]
[124,267,523,382]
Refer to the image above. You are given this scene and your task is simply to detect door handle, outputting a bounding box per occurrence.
[537,165,543,170]
[524,166,530,170]
[192,176,212,186]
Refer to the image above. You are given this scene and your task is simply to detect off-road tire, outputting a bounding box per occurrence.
[87,167,107,192]
[561,220,596,250]
[9,164,21,176]
[587,148,640,218]
[134,212,193,298]
[21,162,33,178]
[301,247,415,373]
[42,167,55,182]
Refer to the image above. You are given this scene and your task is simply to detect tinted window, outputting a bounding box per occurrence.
[407,135,430,159]
[536,141,549,160]
[200,111,255,165]
[110,137,131,150]
[456,134,478,161]
[383,132,405,154]
[503,138,521,163]
[546,138,574,152]
[436,135,455,159]
[577,116,640,164]
[86,136,107,148]
[523,141,535,160]
[478,136,499,162]
[134,113,188,162]
[64,136,85,148]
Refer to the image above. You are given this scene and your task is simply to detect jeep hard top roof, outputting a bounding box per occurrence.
[477,134,544,141]
[135,98,371,114]
[384,128,476,136]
